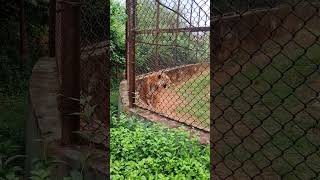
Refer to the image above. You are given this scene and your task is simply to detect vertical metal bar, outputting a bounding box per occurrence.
[155,1,160,70]
[49,0,56,57]
[127,0,136,108]
[210,3,223,179]
[125,0,129,79]
[196,6,201,61]
[174,0,180,63]
[105,0,111,175]
[210,2,214,178]
[125,22,128,79]
[60,0,80,145]
[188,0,193,62]
[19,0,27,64]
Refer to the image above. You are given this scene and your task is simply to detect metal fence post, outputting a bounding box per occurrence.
[210,4,225,178]
[49,0,56,57]
[127,0,136,108]
[19,0,27,64]
[125,0,129,79]
[59,0,81,145]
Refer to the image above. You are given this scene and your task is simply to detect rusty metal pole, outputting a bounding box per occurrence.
[210,5,223,179]
[125,0,129,79]
[125,21,128,79]
[187,0,193,62]
[174,0,180,63]
[19,0,27,64]
[105,0,111,175]
[196,7,201,60]
[127,0,136,108]
[210,3,214,178]
[155,1,160,70]
[49,0,56,57]
[59,0,81,145]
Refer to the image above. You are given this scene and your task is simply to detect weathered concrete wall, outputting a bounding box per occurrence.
[26,57,108,179]
[135,63,209,102]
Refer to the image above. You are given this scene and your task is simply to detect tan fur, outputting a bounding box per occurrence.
[139,72,172,108]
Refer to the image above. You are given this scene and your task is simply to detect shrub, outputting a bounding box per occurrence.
[110,114,209,179]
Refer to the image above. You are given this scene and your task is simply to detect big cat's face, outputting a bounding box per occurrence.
[157,73,171,89]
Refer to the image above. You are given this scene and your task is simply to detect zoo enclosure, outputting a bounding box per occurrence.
[127,0,211,131]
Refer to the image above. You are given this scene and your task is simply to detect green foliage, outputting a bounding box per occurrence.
[110,0,126,91]
[0,155,25,180]
[63,170,83,180]
[30,169,50,180]
[0,96,26,179]
[110,0,126,65]
[110,114,209,179]
[0,55,32,95]
[134,1,209,74]
[111,90,120,112]
[29,156,68,180]
[0,0,48,96]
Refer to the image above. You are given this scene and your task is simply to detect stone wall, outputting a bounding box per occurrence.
[26,57,108,179]
[135,63,208,101]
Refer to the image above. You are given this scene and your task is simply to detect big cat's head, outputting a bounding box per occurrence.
[157,73,172,89]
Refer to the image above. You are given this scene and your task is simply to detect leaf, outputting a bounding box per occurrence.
[68,112,81,116]
[70,170,83,180]
[5,173,19,180]
[4,155,25,166]
[30,169,50,180]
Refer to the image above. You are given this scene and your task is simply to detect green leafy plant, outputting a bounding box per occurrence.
[29,156,68,180]
[0,155,25,180]
[63,170,83,180]
[110,114,210,179]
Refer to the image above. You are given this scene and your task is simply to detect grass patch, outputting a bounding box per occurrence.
[110,114,209,179]
[0,94,26,147]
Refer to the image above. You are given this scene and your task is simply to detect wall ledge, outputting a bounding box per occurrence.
[26,57,108,179]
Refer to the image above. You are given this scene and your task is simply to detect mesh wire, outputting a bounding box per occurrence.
[211,0,320,179]
[133,0,210,131]
[79,0,108,148]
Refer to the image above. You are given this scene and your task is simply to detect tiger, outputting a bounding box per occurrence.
[138,72,172,108]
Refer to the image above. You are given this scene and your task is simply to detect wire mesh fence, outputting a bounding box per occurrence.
[55,0,109,147]
[128,0,210,131]
[210,0,320,179]
[79,0,109,148]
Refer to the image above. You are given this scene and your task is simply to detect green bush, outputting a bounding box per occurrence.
[110,114,209,179]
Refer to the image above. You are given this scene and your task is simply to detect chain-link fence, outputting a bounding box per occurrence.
[127,0,210,131]
[55,0,109,149]
[79,0,109,148]
[211,1,320,179]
